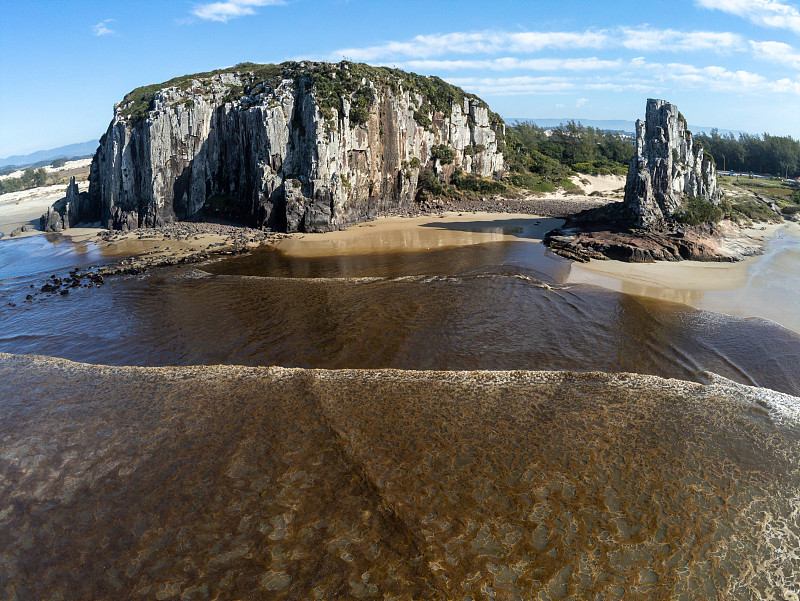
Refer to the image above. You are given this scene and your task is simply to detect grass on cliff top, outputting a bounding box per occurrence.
[120,61,504,135]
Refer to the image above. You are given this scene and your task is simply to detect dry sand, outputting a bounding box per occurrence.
[570,173,625,196]
[0,182,86,238]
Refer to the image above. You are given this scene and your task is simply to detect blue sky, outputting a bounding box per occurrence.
[2,0,800,156]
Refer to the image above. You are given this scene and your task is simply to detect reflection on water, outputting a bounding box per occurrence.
[1,226,799,396]
[269,215,556,258]
[0,233,103,280]
[1,219,800,599]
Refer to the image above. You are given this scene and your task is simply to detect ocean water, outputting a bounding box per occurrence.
[1,220,800,600]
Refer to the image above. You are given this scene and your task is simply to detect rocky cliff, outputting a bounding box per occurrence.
[624,98,720,228]
[84,61,504,233]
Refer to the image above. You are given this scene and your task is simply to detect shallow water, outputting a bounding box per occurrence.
[1,219,799,396]
[697,228,800,332]
[0,233,104,279]
[1,357,798,600]
[2,219,800,600]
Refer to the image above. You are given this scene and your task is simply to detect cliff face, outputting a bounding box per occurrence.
[624,99,720,228]
[86,62,505,233]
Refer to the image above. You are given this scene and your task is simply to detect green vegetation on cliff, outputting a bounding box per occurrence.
[674,196,726,225]
[120,61,495,133]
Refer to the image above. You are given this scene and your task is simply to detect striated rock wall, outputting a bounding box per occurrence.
[85,62,505,233]
[40,176,95,232]
[624,99,720,228]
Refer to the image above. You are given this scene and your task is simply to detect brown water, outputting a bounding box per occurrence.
[2,220,800,600]
[1,357,798,600]
[1,221,799,395]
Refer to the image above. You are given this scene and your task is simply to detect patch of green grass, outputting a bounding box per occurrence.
[675,196,725,225]
[508,172,558,193]
[451,169,505,194]
[726,196,782,223]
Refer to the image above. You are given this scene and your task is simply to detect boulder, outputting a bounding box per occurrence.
[40,206,64,232]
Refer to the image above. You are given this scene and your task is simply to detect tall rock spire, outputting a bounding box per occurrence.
[624,99,720,228]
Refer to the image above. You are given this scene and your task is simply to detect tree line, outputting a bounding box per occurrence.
[695,130,800,179]
[507,121,635,178]
[0,167,49,195]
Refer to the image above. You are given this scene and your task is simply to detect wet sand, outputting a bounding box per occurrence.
[274,212,560,258]
[568,221,800,332]
[1,353,798,600]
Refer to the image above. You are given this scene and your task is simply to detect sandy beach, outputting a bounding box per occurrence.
[0,182,86,238]
[567,221,800,332]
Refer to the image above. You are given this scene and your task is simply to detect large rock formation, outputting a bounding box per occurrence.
[40,176,95,232]
[544,100,741,262]
[624,98,720,228]
[82,61,504,233]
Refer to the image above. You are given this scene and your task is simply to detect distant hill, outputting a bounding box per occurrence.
[0,140,98,169]
[507,118,745,138]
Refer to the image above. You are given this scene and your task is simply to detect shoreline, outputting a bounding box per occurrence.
[567,220,800,333]
[4,192,798,334]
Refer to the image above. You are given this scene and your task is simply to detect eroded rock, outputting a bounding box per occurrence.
[86,62,505,233]
[624,98,721,228]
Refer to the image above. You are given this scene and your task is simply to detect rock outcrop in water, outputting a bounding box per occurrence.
[544,99,737,262]
[81,61,504,233]
[624,98,721,228]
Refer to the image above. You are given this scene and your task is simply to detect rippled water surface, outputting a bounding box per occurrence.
[1,217,799,395]
[2,218,800,600]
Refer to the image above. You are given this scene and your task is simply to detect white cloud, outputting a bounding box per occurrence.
[620,27,745,52]
[399,57,624,72]
[751,40,800,70]
[576,98,589,107]
[192,0,285,22]
[444,58,800,98]
[330,27,745,62]
[695,0,800,35]
[448,75,577,95]
[322,25,800,103]
[93,19,115,36]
